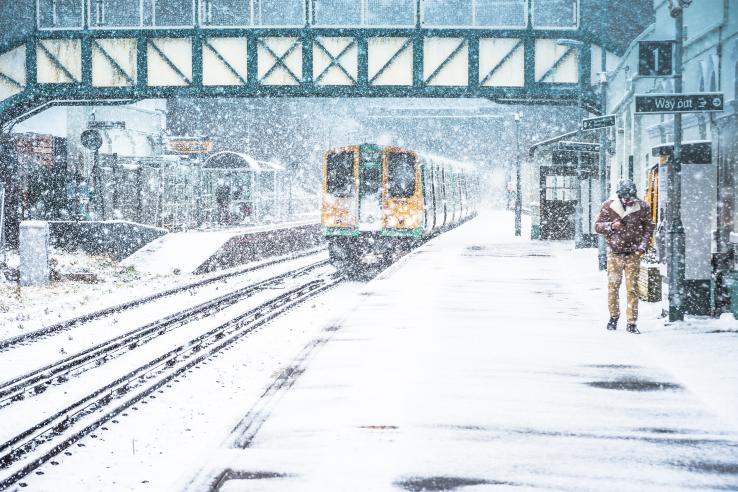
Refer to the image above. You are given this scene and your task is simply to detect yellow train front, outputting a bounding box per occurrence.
[322,143,477,270]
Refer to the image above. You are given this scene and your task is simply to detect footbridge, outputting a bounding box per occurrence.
[0,0,624,125]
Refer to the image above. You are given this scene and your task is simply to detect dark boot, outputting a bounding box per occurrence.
[626,323,640,334]
[607,317,618,331]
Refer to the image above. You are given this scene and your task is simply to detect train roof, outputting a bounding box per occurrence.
[325,144,477,173]
[416,152,478,173]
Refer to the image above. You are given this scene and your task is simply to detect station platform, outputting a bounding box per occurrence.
[122,220,321,275]
[190,211,738,492]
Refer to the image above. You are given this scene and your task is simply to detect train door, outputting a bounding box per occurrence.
[540,165,577,240]
[358,147,383,231]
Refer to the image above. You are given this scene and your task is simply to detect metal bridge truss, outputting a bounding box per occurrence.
[0,26,609,124]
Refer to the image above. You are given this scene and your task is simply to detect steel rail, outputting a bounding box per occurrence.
[0,260,328,409]
[0,246,326,352]
[0,272,342,489]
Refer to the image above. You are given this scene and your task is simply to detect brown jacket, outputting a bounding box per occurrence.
[595,198,654,254]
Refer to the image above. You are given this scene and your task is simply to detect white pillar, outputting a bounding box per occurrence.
[19,221,50,286]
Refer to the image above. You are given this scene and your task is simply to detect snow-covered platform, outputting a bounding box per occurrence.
[190,211,738,492]
[122,220,321,275]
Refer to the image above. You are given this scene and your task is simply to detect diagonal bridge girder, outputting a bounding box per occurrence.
[0,27,601,125]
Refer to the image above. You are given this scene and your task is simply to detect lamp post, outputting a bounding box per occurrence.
[557,38,585,248]
[667,0,689,321]
[514,112,522,236]
[597,71,608,270]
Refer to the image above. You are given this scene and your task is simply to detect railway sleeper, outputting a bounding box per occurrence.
[53,417,71,433]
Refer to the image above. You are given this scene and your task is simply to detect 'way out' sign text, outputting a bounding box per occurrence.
[635,93,724,114]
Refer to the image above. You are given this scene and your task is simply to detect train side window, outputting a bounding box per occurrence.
[387,152,417,198]
[326,150,355,197]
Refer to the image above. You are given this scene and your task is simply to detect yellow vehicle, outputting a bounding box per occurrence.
[322,143,478,269]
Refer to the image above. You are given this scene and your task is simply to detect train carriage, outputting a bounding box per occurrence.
[322,143,478,269]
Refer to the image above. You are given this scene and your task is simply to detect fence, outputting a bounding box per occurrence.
[93,156,318,231]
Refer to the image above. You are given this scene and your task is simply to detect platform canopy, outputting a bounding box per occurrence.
[203,151,284,172]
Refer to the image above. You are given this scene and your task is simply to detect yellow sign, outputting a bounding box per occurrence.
[166,138,213,155]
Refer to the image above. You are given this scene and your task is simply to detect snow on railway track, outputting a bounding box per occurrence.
[0,247,326,353]
[0,260,328,409]
[0,264,341,489]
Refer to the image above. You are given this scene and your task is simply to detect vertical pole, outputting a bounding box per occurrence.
[92,149,103,219]
[574,54,584,248]
[668,8,686,321]
[514,114,522,236]
[597,73,608,270]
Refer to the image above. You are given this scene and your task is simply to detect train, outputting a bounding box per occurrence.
[321,143,478,269]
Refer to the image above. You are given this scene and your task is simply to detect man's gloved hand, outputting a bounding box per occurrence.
[611,220,624,231]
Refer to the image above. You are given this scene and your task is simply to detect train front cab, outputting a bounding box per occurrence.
[322,145,424,267]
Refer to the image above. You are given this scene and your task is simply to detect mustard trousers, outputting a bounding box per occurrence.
[607,253,641,323]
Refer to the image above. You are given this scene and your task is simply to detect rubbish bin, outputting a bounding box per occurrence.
[726,271,738,318]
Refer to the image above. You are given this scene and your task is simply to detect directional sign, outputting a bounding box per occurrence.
[89,120,126,130]
[557,141,600,153]
[582,115,615,131]
[635,93,724,114]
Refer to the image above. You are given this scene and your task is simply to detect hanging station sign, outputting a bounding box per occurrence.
[557,141,601,153]
[635,93,724,114]
[166,137,214,155]
[581,114,615,131]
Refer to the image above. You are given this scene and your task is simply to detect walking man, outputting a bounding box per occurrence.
[595,179,654,334]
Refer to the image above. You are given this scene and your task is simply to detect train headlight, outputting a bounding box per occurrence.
[324,211,349,227]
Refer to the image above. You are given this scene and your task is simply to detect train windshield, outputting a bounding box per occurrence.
[326,150,355,197]
[387,152,416,198]
[360,164,381,196]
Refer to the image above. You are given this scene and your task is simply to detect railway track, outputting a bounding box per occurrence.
[0,247,326,352]
[0,260,328,410]
[0,267,341,489]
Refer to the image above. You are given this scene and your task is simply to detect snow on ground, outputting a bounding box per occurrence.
[16,281,367,492]
[12,210,738,492]
[0,244,324,342]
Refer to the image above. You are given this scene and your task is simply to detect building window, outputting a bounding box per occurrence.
[423,0,472,26]
[142,0,194,26]
[475,0,526,27]
[201,0,249,26]
[90,0,140,27]
[314,0,362,25]
[532,0,577,28]
[254,0,303,26]
[366,0,415,26]
[38,0,84,29]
